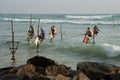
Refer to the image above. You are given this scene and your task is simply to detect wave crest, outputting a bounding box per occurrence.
[101,43,120,57]
[65,15,113,19]
[1,14,120,25]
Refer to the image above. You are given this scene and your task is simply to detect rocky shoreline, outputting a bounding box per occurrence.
[0,55,120,80]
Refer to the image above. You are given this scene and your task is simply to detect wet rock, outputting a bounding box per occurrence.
[1,56,120,80]
[77,62,120,80]
[109,73,120,80]
[1,74,22,80]
[73,71,90,80]
[31,75,50,80]
[68,70,77,78]
[23,74,30,80]
[35,66,46,75]
[45,65,58,76]
[57,64,71,76]
[0,67,15,79]
[16,64,35,76]
[45,64,71,76]
[27,55,57,68]
[52,74,70,80]
[0,67,14,72]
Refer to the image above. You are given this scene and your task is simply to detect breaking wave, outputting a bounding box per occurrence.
[1,14,120,25]
[101,43,120,57]
[65,15,113,19]
[2,18,120,25]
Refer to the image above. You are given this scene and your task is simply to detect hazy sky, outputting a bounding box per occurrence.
[0,0,120,14]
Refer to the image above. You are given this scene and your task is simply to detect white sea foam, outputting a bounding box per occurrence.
[3,18,29,22]
[2,16,120,25]
[65,15,113,19]
[102,43,120,57]
[35,19,120,25]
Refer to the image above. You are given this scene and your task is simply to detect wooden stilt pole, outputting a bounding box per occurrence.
[7,20,19,61]
[93,35,95,44]
[28,15,32,45]
[37,18,40,52]
[37,18,40,37]
[30,15,32,27]
[11,20,15,60]
[60,24,63,40]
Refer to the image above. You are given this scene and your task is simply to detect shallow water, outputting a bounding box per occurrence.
[0,14,120,70]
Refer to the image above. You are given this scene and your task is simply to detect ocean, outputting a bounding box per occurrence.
[0,14,120,70]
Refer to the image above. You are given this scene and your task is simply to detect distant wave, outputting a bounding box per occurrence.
[65,15,113,19]
[101,43,120,57]
[2,17,120,25]
[39,19,120,25]
[3,18,36,22]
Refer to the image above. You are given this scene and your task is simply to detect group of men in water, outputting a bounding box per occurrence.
[27,24,99,46]
[27,25,57,44]
[83,25,100,44]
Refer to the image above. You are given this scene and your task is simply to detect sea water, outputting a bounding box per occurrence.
[0,14,120,70]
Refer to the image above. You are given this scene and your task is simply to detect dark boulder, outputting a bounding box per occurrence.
[27,55,57,68]
[46,64,71,77]
[77,62,120,80]
[68,70,77,78]
[1,74,22,80]
[57,64,71,76]
[0,67,15,79]
[73,71,90,80]
[52,74,70,80]
[35,66,46,75]
[0,67,14,72]
[109,73,120,80]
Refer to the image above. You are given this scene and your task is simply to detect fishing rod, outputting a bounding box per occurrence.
[62,33,84,40]
[70,33,84,37]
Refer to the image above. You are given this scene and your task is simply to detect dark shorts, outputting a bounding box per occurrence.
[87,34,92,37]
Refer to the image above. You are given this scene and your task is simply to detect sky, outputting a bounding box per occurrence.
[0,0,120,14]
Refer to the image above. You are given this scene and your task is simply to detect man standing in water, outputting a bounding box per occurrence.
[27,25,34,39]
[93,24,100,36]
[39,27,46,42]
[34,27,45,48]
[83,25,99,44]
[83,34,89,44]
[93,24,100,44]
[86,27,94,37]
[49,25,57,42]
[52,25,57,38]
